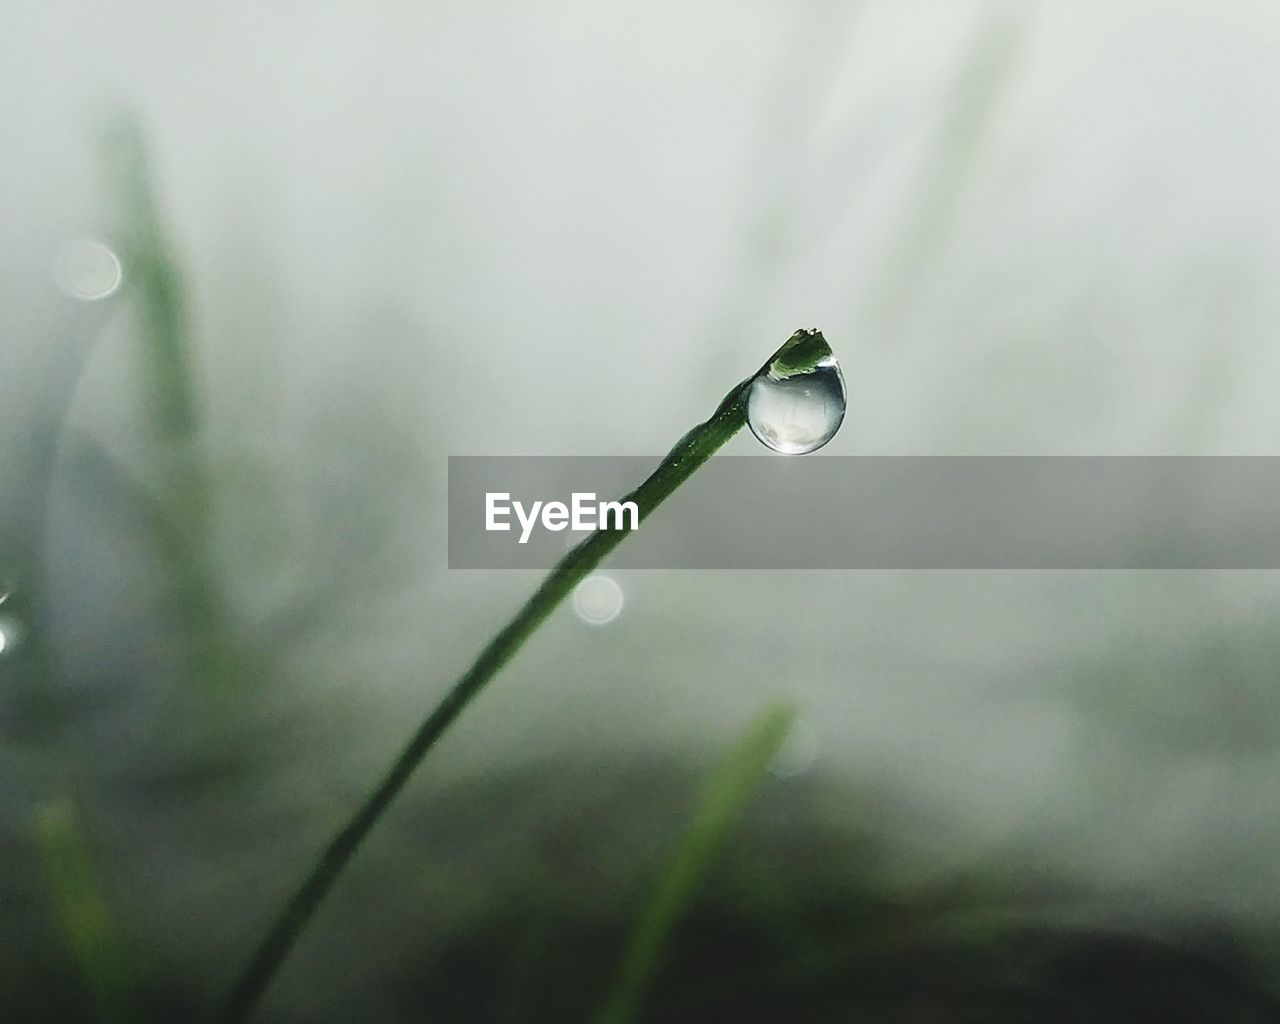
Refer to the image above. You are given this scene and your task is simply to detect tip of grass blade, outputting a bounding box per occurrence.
[766,329,832,380]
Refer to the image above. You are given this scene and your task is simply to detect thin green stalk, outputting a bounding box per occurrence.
[867,12,1023,324]
[594,704,796,1024]
[33,796,135,1024]
[104,116,232,706]
[215,329,833,1022]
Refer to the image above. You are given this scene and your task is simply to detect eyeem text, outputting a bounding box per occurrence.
[485,492,639,544]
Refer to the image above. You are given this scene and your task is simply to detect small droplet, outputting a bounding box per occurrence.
[746,329,846,455]
[53,238,123,301]
[573,574,624,625]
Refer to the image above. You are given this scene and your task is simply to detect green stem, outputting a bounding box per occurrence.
[106,116,233,711]
[216,330,829,1022]
[594,704,796,1024]
[34,796,135,1024]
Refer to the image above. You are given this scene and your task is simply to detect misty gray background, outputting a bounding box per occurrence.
[4,0,1280,1013]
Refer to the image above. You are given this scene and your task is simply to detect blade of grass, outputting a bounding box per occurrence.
[33,796,135,1024]
[702,0,864,374]
[593,705,796,1024]
[214,329,835,1022]
[103,117,233,705]
[106,115,203,452]
[866,11,1024,325]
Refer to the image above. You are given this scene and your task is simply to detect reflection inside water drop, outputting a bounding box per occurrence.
[746,331,846,455]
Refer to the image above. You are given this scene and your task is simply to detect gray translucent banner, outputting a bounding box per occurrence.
[447,457,1280,570]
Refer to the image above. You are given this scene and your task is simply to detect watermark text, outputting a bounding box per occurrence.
[485,492,639,544]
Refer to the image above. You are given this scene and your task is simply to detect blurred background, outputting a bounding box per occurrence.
[4,0,1280,1019]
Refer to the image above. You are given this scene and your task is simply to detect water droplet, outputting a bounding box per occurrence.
[746,329,846,454]
[53,238,123,301]
[573,574,624,625]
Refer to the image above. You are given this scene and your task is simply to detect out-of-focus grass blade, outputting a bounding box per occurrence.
[594,705,796,1024]
[704,0,863,376]
[102,116,235,706]
[105,116,202,451]
[867,11,1025,324]
[33,796,135,1024]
